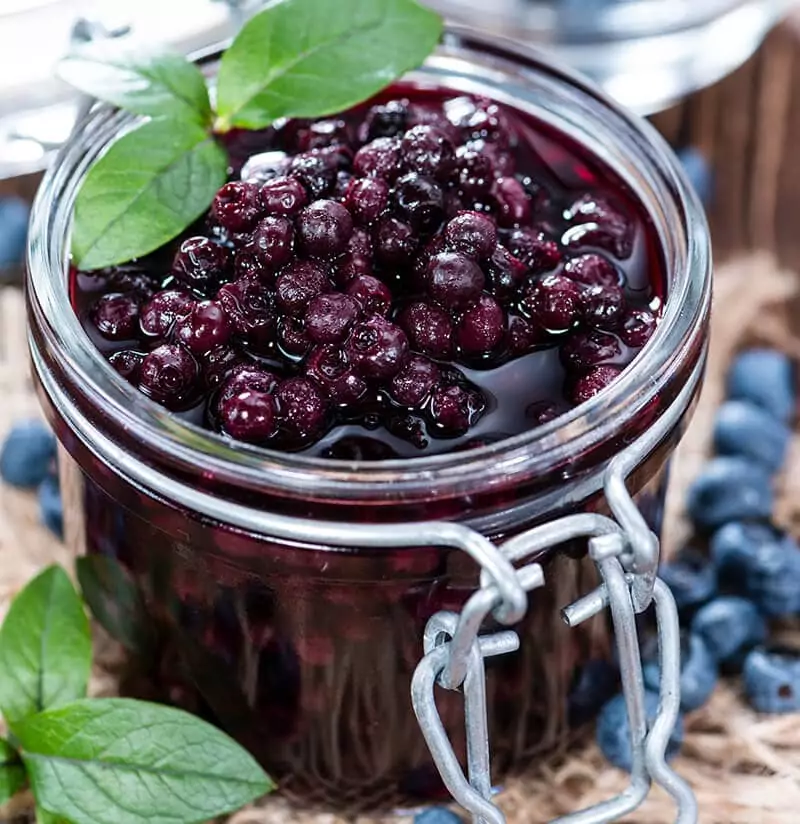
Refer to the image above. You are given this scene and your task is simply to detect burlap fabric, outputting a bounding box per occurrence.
[0,253,798,824]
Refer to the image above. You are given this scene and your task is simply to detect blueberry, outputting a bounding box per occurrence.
[713,400,790,472]
[0,421,57,488]
[567,658,619,726]
[677,147,712,207]
[743,646,800,713]
[414,808,464,824]
[0,196,30,271]
[38,473,63,538]
[685,456,773,530]
[596,690,684,772]
[690,596,766,663]
[658,548,716,613]
[643,632,717,712]
[726,349,794,423]
[710,521,800,616]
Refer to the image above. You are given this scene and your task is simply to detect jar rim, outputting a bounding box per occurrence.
[26,26,711,503]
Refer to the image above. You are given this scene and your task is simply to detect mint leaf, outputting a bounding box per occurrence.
[76,556,155,656]
[0,738,25,806]
[215,0,442,129]
[59,48,212,125]
[0,565,90,729]
[72,118,227,270]
[17,698,274,824]
[37,807,72,824]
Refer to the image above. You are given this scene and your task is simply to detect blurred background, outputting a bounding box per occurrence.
[1,0,799,280]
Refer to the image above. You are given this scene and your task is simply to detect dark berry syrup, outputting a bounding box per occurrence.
[70,86,664,460]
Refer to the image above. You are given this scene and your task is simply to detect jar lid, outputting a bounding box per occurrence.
[0,0,262,181]
[428,0,793,114]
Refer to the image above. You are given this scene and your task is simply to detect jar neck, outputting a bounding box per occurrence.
[26,27,711,515]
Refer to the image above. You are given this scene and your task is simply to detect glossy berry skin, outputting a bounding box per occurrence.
[743,647,800,713]
[564,253,620,287]
[139,289,193,339]
[219,390,278,443]
[726,348,795,423]
[345,177,389,225]
[139,344,199,408]
[202,345,242,389]
[259,175,308,216]
[493,176,531,227]
[522,274,580,333]
[485,244,527,302]
[429,384,485,435]
[618,308,657,348]
[414,809,464,824]
[275,377,329,442]
[304,346,368,406]
[559,329,621,373]
[710,521,800,617]
[444,212,497,260]
[597,690,683,772]
[713,400,790,472]
[399,302,454,359]
[220,364,280,401]
[174,300,231,355]
[304,293,359,344]
[0,420,56,489]
[457,295,506,356]
[567,659,619,726]
[389,356,441,407]
[393,173,445,232]
[566,365,622,405]
[563,193,633,259]
[690,596,767,664]
[211,181,263,232]
[109,350,145,384]
[375,217,418,266]
[658,549,717,615]
[172,236,230,292]
[401,125,455,179]
[685,456,773,530]
[90,293,140,340]
[276,260,329,315]
[507,228,561,274]
[345,275,392,317]
[38,473,63,538]
[353,137,402,179]
[643,632,718,712]
[278,316,312,358]
[296,200,353,259]
[426,251,485,309]
[249,216,295,272]
[580,283,625,330]
[217,277,277,351]
[346,315,409,380]
[363,100,409,141]
[287,150,337,199]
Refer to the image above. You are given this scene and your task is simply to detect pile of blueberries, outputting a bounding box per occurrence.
[595,346,800,772]
[0,420,62,537]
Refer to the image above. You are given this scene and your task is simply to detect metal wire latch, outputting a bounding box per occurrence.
[411,469,698,824]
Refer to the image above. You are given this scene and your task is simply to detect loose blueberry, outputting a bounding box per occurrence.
[399,301,455,359]
[414,808,464,824]
[296,200,353,259]
[564,253,620,288]
[685,456,773,530]
[202,345,242,389]
[109,350,145,384]
[304,293,359,344]
[345,274,392,317]
[522,274,581,333]
[389,356,441,407]
[429,384,486,435]
[278,316,312,358]
[596,690,683,772]
[567,658,619,726]
[713,400,790,472]
[38,473,63,538]
[565,365,622,405]
[219,390,278,443]
[426,252,485,309]
[726,349,795,424]
[248,215,295,272]
[375,217,418,267]
[454,146,494,198]
[444,212,497,261]
[690,596,766,663]
[172,236,230,291]
[618,308,657,348]
[563,193,634,259]
[139,344,199,408]
[139,289,193,339]
[217,277,277,351]
[393,173,445,233]
[275,377,329,442]
[492,176,531,227]
[658,548,717,614]
[346,315,409,380]
[580,283,626,330]
[457,295,506,356]
[90,293,140,340]
[401,125,455,179]
[345,177,390,225]
[0,421,56,489]
[743,646,800,713]
[560,329,621,373]
[643,632,718,712]
[710,521,800,617]
[287,150,338,198]
[212,181,263,233]
[174,300,231,355]
[485,244,527,303]
[353,137,403,180]
[220,364,280,401]
[276,260,330,315]
[506,228,561,274]
[259,175,308,216]
[305,346,368,405]
[363,100,409,141]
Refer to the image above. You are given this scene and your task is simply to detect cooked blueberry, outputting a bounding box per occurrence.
[219,390,278,443]
[414,808,464,824]
[596,690,683,772]
[0,420,56,489]
[401,125,455,180]
[658,548,717,613]
[525,400,561,426]
[346,315,409,380]
[564,253,621,287]
[287,150,338,198]
[567,659,619,726]
[429,384,485,435]
[174,300,231,355]
[90,293,140,340]
[690,596,766,663]
[726,349,795,423]
[220,364,280,401]
[248,216,295,271]
[454,146,494,198]
[618,307,657,347]
[457,295,506,356]
[560,329,621,373]
[743,646,800,713]
[353,137,402,179]
[643,632,717,712]
[275,377,328,442]
[388,356,441,407]
[685,456,773,530]
[140,289,193,339]
[710,521,800,617]
[580,283,626,330]
[713,400,790,472]
[305,346,368,405]
[485,244,527,303]
[38,473,63,538]
[212,181,263,233]
[345,177,390,225]
[238,149,288,183]
[304,293,359,344]
[202,345,242,389]
[259,175,308,216]
[426,252,485,309]
[375,217,418,266]
[109,350,145,384]
[563,193,634,259]
[296,200,353,259]
[217,276,277,351]
[276,260,329,315]
[565,365,622,405]
[345,275,392,317]
[393,173,445,232]
[506,228,561,273]
[364,100,409,141]
[493,176,531,227]
[444,212,497,260]
[171,236,230,291]
[399,301,455,359]
[522,274,581,333]
[277,315,312,358]
[139,344,199,408]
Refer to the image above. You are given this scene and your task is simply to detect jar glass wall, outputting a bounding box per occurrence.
[26,28,711,814]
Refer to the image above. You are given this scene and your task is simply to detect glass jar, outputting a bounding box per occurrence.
[26,27,711,816]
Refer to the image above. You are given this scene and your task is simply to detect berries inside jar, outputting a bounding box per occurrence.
[71,86,663,459]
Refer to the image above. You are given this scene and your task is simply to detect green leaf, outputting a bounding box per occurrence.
[0,566,90,729]
[215,0,442,129]
[72,118,228,270]
[0,738,25,806]
[76,557,155,656]
[37,807,72,824]
[17,698,274,824]
[58,48,212,125]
